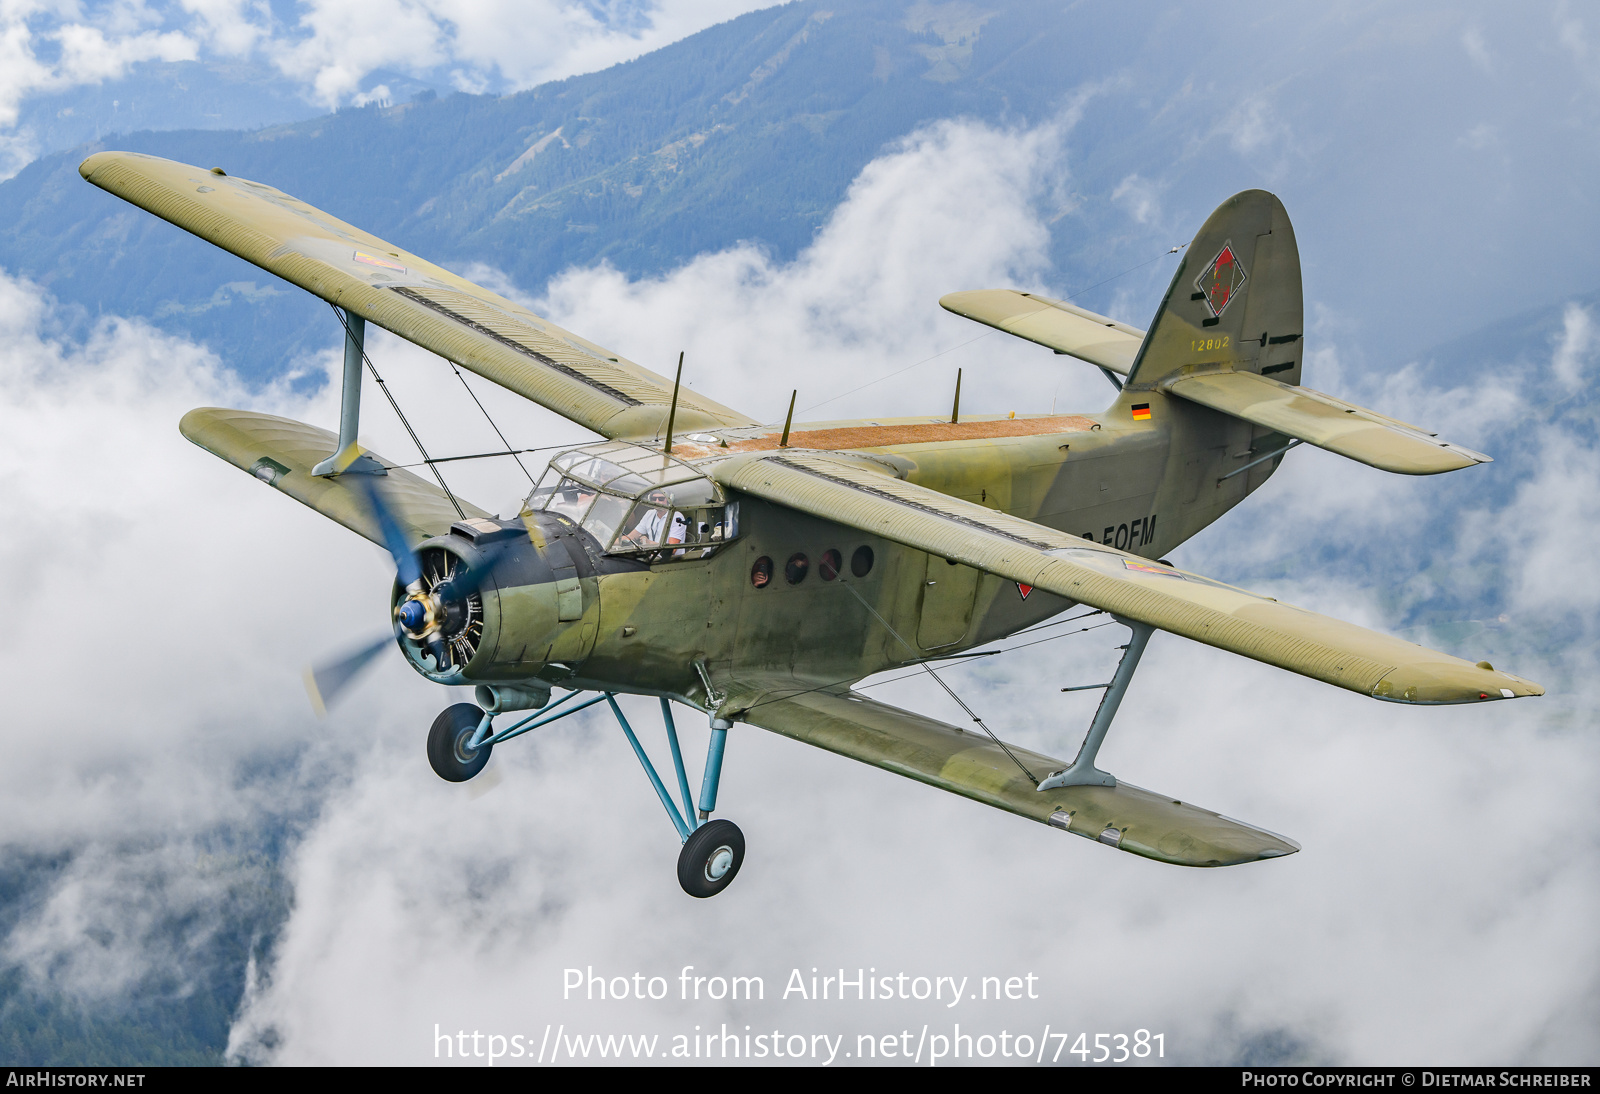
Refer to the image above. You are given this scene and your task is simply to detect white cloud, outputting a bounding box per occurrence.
[0,3,198,125]
[1462,22,1493,73]
[1111,172,1161,226]
[1551,301,1594,390]
[1459,121,1497,150]
[1216,93,1292,160]
[1556,0,1588,62]
[535,116,1095,426]
[176,0,272,56]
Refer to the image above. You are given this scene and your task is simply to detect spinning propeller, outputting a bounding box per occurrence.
[305,473,477,712]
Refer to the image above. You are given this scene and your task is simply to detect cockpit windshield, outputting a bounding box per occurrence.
[523,443,738,560]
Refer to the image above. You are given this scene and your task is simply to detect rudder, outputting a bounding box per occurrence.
[1124,190,1304,393]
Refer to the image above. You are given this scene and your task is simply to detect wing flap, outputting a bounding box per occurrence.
[1162,370,1490,474]
[180,407,489,545]
[741,689,1298,867]
[939,289,1145,375]
[80,151,758,440]
[711,450,1542,703]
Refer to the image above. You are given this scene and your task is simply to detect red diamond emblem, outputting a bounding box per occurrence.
[1195,240,1248,318]
[1017,582,1033,599]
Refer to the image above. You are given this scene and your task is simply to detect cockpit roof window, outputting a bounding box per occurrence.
[547,443,712,498]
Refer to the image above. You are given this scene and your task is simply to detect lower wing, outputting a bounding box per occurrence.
[741,688,1298,867]
[181,406,488,545]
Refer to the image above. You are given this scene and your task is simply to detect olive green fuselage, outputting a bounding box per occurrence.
[420,395,1280,712]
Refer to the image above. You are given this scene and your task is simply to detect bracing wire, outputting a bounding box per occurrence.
[855,616,1115,692]
[798,242,1187,416]
[387,440,581,470]
[444,357,536,484]
[799,333,993,415]
[743,604,1114,713]
[839,581,1038,785]
[329,305,465,519]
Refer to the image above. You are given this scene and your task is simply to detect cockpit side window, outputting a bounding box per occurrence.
[581,493,632,546]
[527,445,739,561]
[524,466,562,513]
[614,494,671,551]
[544,477,597,522]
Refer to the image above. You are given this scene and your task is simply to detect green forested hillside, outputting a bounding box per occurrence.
[0,1,1109,379]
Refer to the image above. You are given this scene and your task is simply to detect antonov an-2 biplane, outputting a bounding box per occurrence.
[81,151,1542,896]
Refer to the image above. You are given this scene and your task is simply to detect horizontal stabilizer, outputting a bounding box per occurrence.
[1162,370,1490,475]
[740,689,1297,866]
[940,290,1144,375]
[180,407,489,546]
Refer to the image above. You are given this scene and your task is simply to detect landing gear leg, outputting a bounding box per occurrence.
[678,716,741,897]
[608,697,745,897]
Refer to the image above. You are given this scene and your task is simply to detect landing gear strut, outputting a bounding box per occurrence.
[610,697,744,898]
[423,690,743,897]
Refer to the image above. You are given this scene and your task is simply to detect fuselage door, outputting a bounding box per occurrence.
[917,555,981,649]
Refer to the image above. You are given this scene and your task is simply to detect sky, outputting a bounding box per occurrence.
[0,0,1597,1068]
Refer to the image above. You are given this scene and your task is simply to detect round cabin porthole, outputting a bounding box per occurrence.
[750,556,773,588]
[851,545,874,578]
[819,548,842,581]
[785,553,810,585]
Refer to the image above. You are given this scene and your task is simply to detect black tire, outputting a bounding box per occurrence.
[427,703,493,782]
[677,819,745,898]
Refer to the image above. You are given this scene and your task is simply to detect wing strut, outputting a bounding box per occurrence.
[309,308,385,477]
[317,303,466,518]
[1037,619,1154,791]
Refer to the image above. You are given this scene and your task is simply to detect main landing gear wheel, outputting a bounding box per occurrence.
[427,703,492,782]
[677,819,745,898]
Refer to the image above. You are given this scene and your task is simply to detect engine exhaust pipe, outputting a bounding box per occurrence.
[474,684,552,714]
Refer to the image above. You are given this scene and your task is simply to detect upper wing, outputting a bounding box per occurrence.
[710,450,1542,704]
[940,289,1145,375]
[1161,370,1491,475]
[181,406,490,545]
[80,151,759,440]
[740,688,1298,867]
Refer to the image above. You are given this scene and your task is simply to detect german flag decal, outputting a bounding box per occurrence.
[1131,403,1152,421]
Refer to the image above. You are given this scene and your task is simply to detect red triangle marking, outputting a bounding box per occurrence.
[1017,583,1033,599]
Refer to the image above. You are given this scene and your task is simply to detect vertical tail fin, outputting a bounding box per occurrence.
[1124,190,1303,392]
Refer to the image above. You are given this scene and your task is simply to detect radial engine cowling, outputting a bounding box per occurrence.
[392,543,489,680]
[392,519,585,684]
